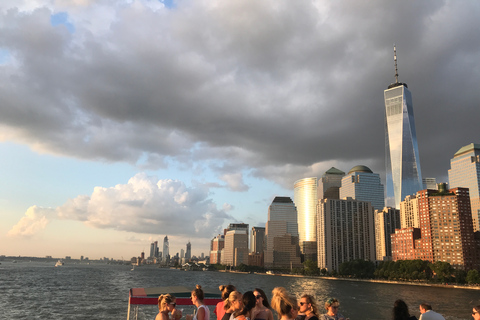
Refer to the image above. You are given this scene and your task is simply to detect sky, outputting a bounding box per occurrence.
[1,0,479,260]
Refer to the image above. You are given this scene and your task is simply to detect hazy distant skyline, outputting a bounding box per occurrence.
[1,1,479,259]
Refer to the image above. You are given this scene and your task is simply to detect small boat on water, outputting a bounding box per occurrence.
[55,260,64,267]
[127,286,222,320]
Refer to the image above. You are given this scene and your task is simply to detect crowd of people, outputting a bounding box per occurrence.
[155,284,476,320]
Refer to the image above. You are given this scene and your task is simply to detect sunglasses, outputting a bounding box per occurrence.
[255,295,262,300]
[299,302,307,306]
[474,311,479,315]
[170,303,176,307]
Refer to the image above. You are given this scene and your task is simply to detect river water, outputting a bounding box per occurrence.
[1,261,479,320]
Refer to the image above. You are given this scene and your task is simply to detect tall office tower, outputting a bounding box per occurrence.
[185,241,192,260]
[265,197,302,268]
[294,177,318,259]
[339,165,385,211]
[250,227,265,254]
[318,167,345,200]
[224,229,248,266]
[154,241,159,258]
[317,198,376,271]
[163,236,169,263]
[423,178,437,190]
[384,46,423,209]
[209,234,225,264]
[374,207,401,260]
[149,242,155,258]
[392,185,478,269]
[399,194,420,228]
[180,249,185,259]
[448,143,480,231]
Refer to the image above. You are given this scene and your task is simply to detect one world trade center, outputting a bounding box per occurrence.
[384,46,422,208]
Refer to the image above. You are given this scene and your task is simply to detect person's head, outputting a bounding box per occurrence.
[220,285,237,300]
[324,298,340,316]
[158,294,175,312]
[298,294,318,316]
[472,305,480,320]
[191,285,205,304]
[271,287,298,319]
[254,288,271,309]
[419,303,432,314]
[393,299,410,320]
[238,291,257,316]
[225,291,243,312]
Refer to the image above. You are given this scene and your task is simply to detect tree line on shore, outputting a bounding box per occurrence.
[210,259,480,285]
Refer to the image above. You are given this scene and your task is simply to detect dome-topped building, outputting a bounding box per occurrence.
[340,165,385,211]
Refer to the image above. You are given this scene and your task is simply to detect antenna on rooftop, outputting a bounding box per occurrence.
[393,44,399,83]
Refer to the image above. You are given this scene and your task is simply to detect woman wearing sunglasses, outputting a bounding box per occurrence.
[319,298,348,320]
[296,295,319,320]
[252,288,273,320]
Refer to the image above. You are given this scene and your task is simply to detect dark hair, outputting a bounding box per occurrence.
[192,284,204,301]
[220,285,237,300]
[393,299,411,320]
[420,303,432,311]
[237,291,256,317]
[254,288,271,309]
[474,305,480,313]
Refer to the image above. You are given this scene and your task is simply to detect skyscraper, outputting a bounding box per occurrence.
[185,241,191,260]
[163,236,169,263]
[374,207,400,261]
[293,177,318,258]
[448,143,480,231]
[339,165,385,211]
[318,167,345,200]
[384,45,422,208]
[250,226,265,254]
[265,197,301,268]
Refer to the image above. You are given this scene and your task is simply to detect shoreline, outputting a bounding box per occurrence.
[219,269,480,291]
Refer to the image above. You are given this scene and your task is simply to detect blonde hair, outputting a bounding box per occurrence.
[300,294,318,315]
[219,284,236,300]
[225,291,242,310]
[158,294,175,311]
[271,287,297,317]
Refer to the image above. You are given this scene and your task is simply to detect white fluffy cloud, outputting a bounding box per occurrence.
[8,173,232,238]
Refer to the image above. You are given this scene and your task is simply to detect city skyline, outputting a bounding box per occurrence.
[1,1,480,259]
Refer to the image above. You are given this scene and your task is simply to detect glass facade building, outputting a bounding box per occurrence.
[384,83,422,208]
[293,177,318,253]
[339,165,385,211]
[448,143,480,231]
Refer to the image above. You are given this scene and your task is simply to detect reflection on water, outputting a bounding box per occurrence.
[0,262,478,320]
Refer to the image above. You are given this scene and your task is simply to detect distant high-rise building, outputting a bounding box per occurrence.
[163,236,169,263]
[180,249,185,259]
[294,177,318,259]
[392,185,478,269]
[224,229,248,267]
[448,143,480,231]
[399,194,420,228]
[250,227,265,254]
[150,242,155,258]
[265,197,302,268]
[339,165,385,211]
[185,241,192,260]
[384,45,422,208]
[317,197,376,271]
[423,178,438,190]
[318,167,345,200]
[209,234,225,264]
[374,207,400,261]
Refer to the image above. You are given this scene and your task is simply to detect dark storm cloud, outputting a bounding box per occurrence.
[0,0,479,187]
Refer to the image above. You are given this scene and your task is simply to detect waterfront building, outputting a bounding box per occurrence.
[163,236,169,263]
[149,242,156,259]
[294,177,318,259]
[392,185,478,269]
[374,207,400,261]
[448,143,480,231]
[209,234,224,264]
[227,223,249,232]
[223,229,248,267]
[250,226,265,254]
[399,194,420,228]
[391,227,421,260]
[423,178,438,190]
[248,252,264,267]
[317,197,376,271]
[265,196,302,268]
[180,249,184,259]
[318,167,345,200]
[339,165,385,211]
[185,241,191,260]
[384,46,423,208]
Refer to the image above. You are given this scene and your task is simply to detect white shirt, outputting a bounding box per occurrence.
[419,310,445,320]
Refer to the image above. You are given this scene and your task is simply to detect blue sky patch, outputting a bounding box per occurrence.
[51,12,75,33]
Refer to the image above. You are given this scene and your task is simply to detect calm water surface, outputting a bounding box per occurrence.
[1,261,479,320]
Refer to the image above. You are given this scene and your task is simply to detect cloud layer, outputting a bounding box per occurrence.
[8,173,232,238]
[1,1,479,186]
